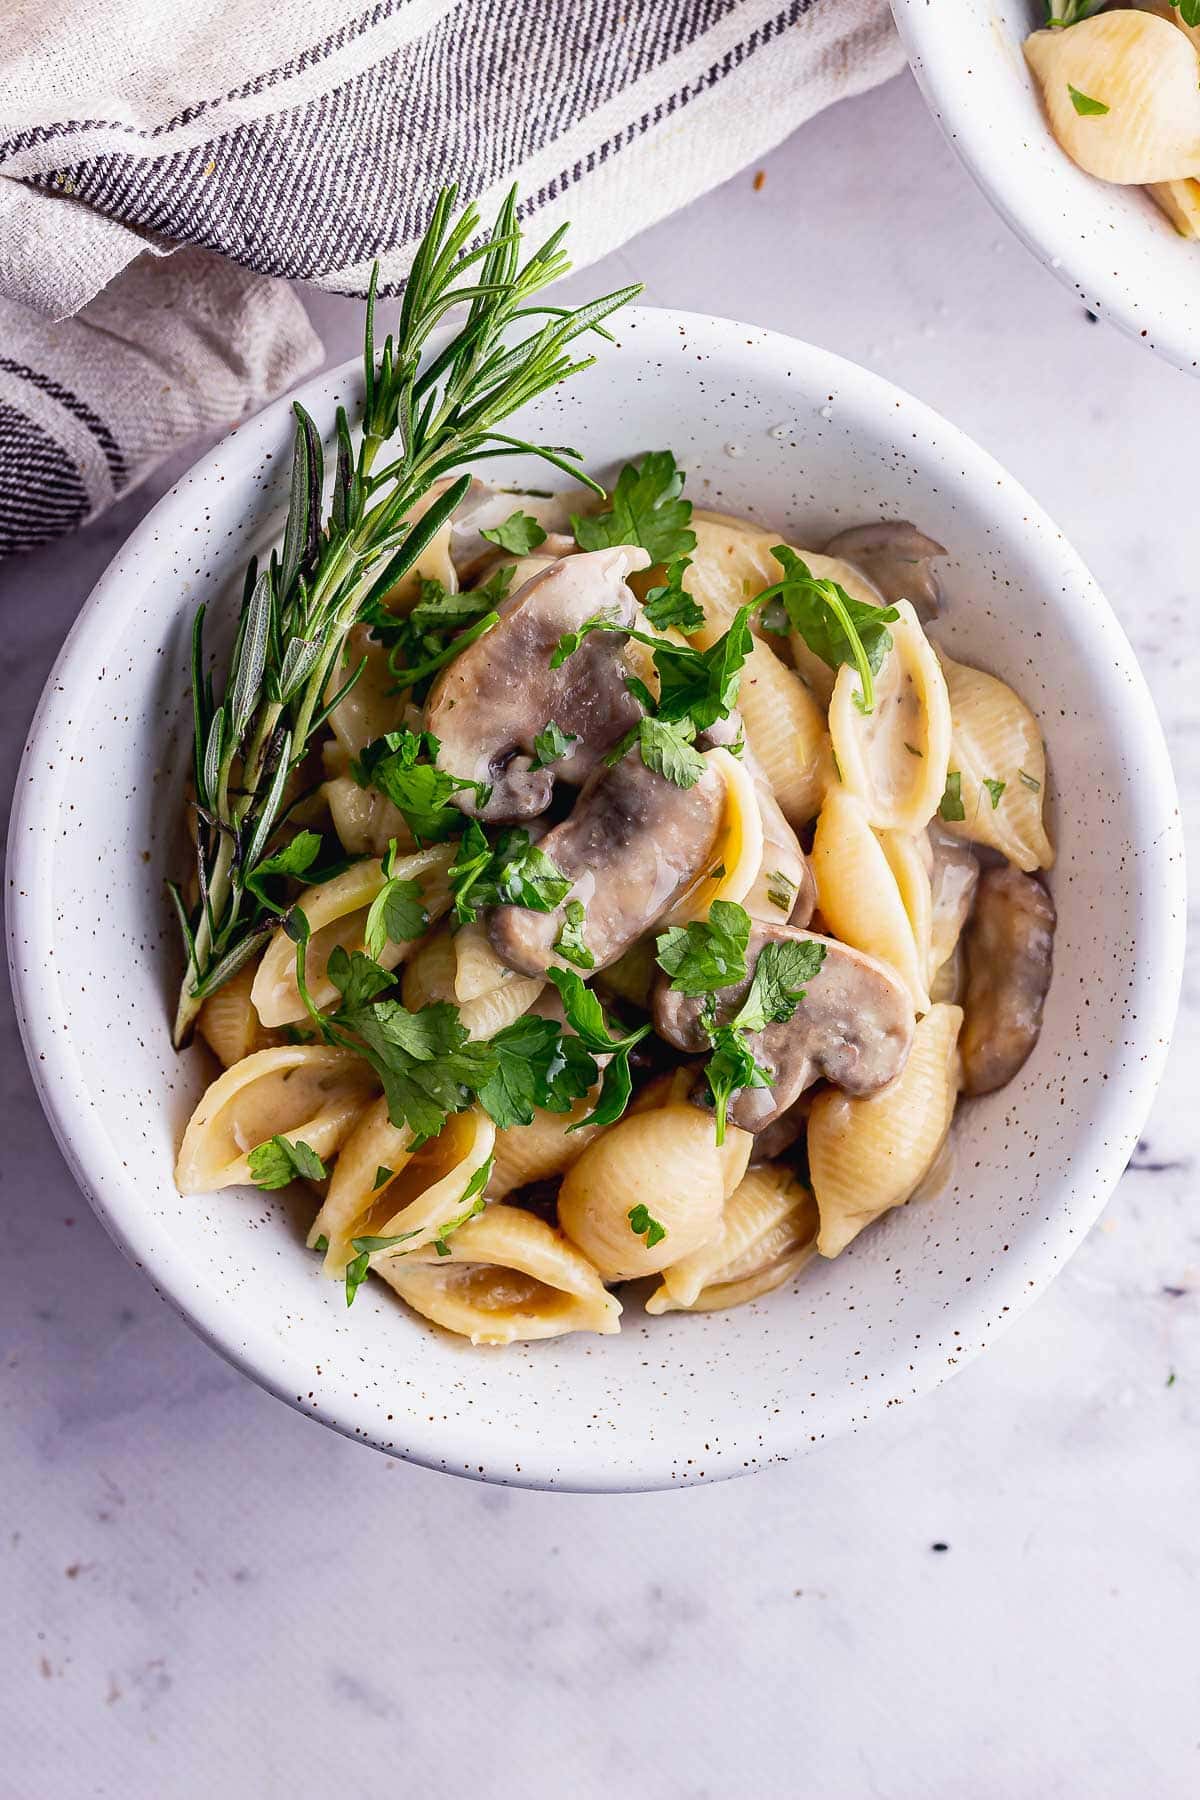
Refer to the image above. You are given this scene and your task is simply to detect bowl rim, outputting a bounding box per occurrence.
[5,305,1187,1490]
[891,0,1200,377]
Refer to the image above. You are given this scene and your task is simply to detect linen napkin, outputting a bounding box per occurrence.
[0,0,904,559]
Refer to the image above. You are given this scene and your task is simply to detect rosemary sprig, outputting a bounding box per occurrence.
[170,184,641,1046]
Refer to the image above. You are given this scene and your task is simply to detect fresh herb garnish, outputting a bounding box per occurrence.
[765,871,798,914]
[753,546,898,716]
[939,771,966,822]
[313,1233,329,1252]
[449,821,572,923]
[482,510,548,556]
[244,830,323,910]
[554,899,595,970]
[374,568,514,701]
[170,184,640,1046]
[545,967,653,1130]
[642,559,706,634]
[345,1226,425,1306]
[373,1166,394,1190]
[632,715,707,790]
[628,1203,666,1249]
[247,1134,328,1190]
[1018,769,1041,793]
[701,938,827,1143]
[1067,84,1109,117]
[475,1012,596,1129]
[430,1158,493,1255]
[363,839,428,959]
[572,451,697,564]
[354,728,489,844]
[982,778,1006,810]
[531,720,578,768]
[655,899,751,996]
[1171,0,1200,27]
[1045,0,1106,23]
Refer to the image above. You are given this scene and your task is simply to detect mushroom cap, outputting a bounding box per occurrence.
[488,748,725,977]
[822,520,945,622]
[425,545,651,822]
[653,921,914,1132]
[960,864,1055,1097]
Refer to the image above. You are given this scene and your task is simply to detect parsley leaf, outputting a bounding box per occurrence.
[554,899,595,971]
[373,1166,394,1190]
[375,567,513,699]
[652,607,753,729]
[939,770,966,822]
[1067,84,1109,117]
[449,822,572,923]
[1173,0,1200,27]
[326,945,394,1007]
[572,451,697,563]
[482,510,547,555]
[247,1134,327,1190]
[354,729,489,844]
[655,899,751,996]
[704,1028,774,1146]
[636,715,707,790]
[549,607,627,669]
[363,840,428,959]
[475,1014,596,1129]
[531,719,578,768]
[642,559,706,634]
[244,830,323,907]
[545,967,652,1131]
[628,1203,666,1249]
[757,546,898,716]
[697,938,827,1143]
[982,777,1006,810]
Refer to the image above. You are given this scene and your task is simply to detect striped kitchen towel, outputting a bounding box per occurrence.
[0,0,903,559]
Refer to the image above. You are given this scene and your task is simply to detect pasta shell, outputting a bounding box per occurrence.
[252,845,455,1026]
[308,1094,418,1270]
[376,1205,621,1344]
[196,956,278,1069]
[937,648,1054,872]
[557,1103,751,1280]
[809,1002,963,1258]
[325,1104,497,1278]
[488,1094,605,1198]
[1149,176,1200,235]
[646,1163,819,1313]
[828,600,952,832]
[401,925,457,1009]
[403,921,544,1040]
[175,1045,377,1193]
[1024,13,1200,185]
[811,789,930,1012]
[1138,0,1200,55]
[326,625,404,760]
[321,773,414,860]
[663,748,764,924]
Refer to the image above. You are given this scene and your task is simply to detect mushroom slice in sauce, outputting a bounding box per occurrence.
[488,751,725,977]
[653,923,914,1132]
[823,521,946,622]
[425,545,650,821]
[960,864,1055,1097]
[448,480,589,584]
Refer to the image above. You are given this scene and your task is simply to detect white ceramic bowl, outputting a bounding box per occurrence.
[892,0,1200,376]
[6,308,1185,1490]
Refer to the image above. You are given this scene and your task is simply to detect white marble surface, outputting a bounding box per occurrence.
[2,71,1197,1799]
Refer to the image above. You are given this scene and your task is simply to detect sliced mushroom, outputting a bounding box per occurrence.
[425,546,650,821]
[488,750,725,977]
[960,864,1055,1096]
[823,521,946,622]
[449,480,591,584]
[653,923,913,1132]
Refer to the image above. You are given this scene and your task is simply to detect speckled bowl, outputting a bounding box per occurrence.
[6,309,1185,1490]
[892,0,1200,376]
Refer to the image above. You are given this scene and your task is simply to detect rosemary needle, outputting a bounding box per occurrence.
[169,184,641,1047]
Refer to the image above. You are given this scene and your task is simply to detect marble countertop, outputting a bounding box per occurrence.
[2,70,1196,1800]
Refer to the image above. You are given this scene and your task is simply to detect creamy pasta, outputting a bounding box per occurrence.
[173,456,1057,1349]
[1024,3,1200,238]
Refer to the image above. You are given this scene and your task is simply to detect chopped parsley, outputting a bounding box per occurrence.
[373,1166,394,1190]
[546,966,653,1130]
[1045,0,1107,23]
[481,510,547,555]
[474,1012,596,1129]
[642,558,706,634]
[244,829,323,909]
[431,1158,493,1254]
[531,720,577,768]
[939,770,966,823]
[572,450,697,564]
[633,715,707,790]
[554,899,595,971]
[982,777,1007,810]
[449,821,572,923]
[363,839,428,959]
[628,1203,666,1249]
[655,899,752,996]
[353,728,490,843]
[367,568,513,700]
[247,1134,327,1190]
[1067,84,1109,117]
[753,546,898,716]
[701,938,828,1143]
